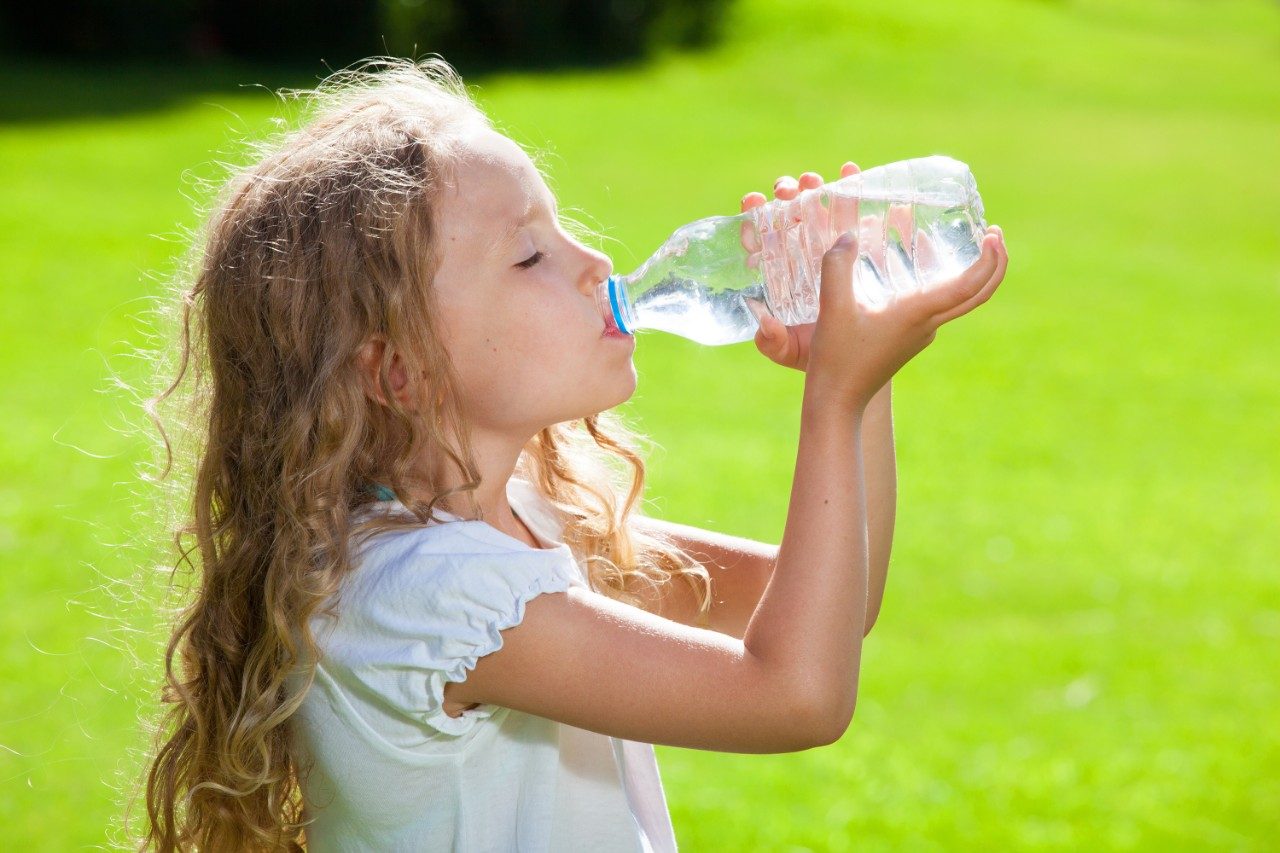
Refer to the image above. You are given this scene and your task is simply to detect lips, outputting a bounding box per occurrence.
[601,313,633,340]
[601,311,627,338]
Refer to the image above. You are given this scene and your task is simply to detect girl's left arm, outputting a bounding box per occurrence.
[628,515,776,640]
[861,379,896,634]
[632,379,896,638]
[634,163,902,637]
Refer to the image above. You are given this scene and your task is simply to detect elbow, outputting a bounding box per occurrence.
[863,590,885,637]
[818,692,856,746]
[807,702,854,748]
[787,687,856,750]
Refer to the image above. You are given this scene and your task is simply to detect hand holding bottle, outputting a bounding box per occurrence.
[741,162,946,373]
[599,155,993,346]
[801,219,1006,411]
[741,163,859,371]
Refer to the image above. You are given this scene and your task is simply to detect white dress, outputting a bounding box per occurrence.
[289,477,679,852]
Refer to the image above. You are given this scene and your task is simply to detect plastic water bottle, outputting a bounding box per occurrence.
[596,155,988,346]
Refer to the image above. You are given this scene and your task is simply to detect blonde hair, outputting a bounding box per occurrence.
[139,55,710,851]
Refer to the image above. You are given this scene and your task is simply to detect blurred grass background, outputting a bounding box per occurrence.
[1,0,1277,848]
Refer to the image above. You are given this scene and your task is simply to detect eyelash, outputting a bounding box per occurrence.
[516,251,544,269]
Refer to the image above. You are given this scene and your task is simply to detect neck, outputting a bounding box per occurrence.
[416,424,534,541]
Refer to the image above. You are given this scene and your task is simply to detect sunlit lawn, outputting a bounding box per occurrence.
[1,0,1276,847]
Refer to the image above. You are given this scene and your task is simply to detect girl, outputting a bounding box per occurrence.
[142,57,1007,851]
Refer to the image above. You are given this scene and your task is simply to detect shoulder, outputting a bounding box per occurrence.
[326,519,584,633]
[311,517,585,738]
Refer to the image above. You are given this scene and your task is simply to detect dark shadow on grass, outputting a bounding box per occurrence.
[0,58,323,125]
[0,48,666,126]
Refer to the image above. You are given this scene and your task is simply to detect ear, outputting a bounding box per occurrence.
[356,335,417,410]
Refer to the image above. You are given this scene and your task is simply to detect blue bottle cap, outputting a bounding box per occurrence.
[607,275,632,335]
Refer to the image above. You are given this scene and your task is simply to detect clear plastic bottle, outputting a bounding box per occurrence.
[597,155,987,346]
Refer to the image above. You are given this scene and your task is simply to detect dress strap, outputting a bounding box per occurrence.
[365,482,397,502]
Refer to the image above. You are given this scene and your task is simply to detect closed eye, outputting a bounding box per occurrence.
[516,251,544,269]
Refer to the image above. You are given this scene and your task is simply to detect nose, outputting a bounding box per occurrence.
[577,244,613,298]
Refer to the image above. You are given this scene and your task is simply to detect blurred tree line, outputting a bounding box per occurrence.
[0,0,732,72]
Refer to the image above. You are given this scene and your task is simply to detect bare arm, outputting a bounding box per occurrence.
[742,226,1004,733]
[628,514,778,639]
[743,168,900,639]
[627,378,893,640]
[741,388,868,728]
[445,227,1006,752]
[447,391,870,752]
[863,380,896,634]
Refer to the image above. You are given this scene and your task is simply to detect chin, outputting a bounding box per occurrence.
[611,365,639,407]
[577,371,638,420]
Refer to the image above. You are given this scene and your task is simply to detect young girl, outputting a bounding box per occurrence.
[142,57,1007,851]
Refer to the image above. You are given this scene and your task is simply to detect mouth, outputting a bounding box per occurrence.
[597,277,632,340]
[600,306,630,340]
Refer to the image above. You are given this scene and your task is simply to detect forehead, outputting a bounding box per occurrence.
[437,128,546,245]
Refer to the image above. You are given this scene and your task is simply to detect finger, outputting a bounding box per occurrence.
[798,171,824,190]
[749,301,783,350]
[830,167,860,237]
[931,229,1007,326]
[923,230,1002,320]
[914,221,939,272]
[818,229,859,317]
[888,203,914,248]
[793,170,829,264]
[859,212,887,269]
[774,175,799,200]
[754,320,778,354]
[912,231,999,317]
[750,321,766,350]
[763,313,788,351]
[740,192,769,259]
[880,202,916,290]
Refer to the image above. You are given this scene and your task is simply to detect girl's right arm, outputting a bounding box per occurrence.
[448,226,1008,753]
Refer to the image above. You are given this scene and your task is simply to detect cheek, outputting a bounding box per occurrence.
[442,290,586,398]
[456,325,552,397]
[506,287,588,344]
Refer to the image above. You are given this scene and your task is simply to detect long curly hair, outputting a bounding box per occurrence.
[138,55,711,851]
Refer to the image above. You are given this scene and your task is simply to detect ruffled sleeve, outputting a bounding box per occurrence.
[328,540,583,738]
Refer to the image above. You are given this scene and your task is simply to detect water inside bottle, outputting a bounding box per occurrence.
[623,192,985,346]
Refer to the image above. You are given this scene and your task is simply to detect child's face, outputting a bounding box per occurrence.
[431,127,636,437]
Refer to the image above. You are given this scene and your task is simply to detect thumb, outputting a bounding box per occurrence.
[753,312,783,356]
[747,299,776,340]
[818,229,859,315]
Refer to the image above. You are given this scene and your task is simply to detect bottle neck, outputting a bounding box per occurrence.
[599,274,635,335]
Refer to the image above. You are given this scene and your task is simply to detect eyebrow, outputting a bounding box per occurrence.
[493,192,559,257]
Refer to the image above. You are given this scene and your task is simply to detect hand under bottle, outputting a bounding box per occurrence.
[741,162,1007,393]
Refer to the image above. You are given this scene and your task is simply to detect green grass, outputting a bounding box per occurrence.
[1,0,1277,847]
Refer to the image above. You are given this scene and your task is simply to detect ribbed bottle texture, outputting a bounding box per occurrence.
[599,155,987,346]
